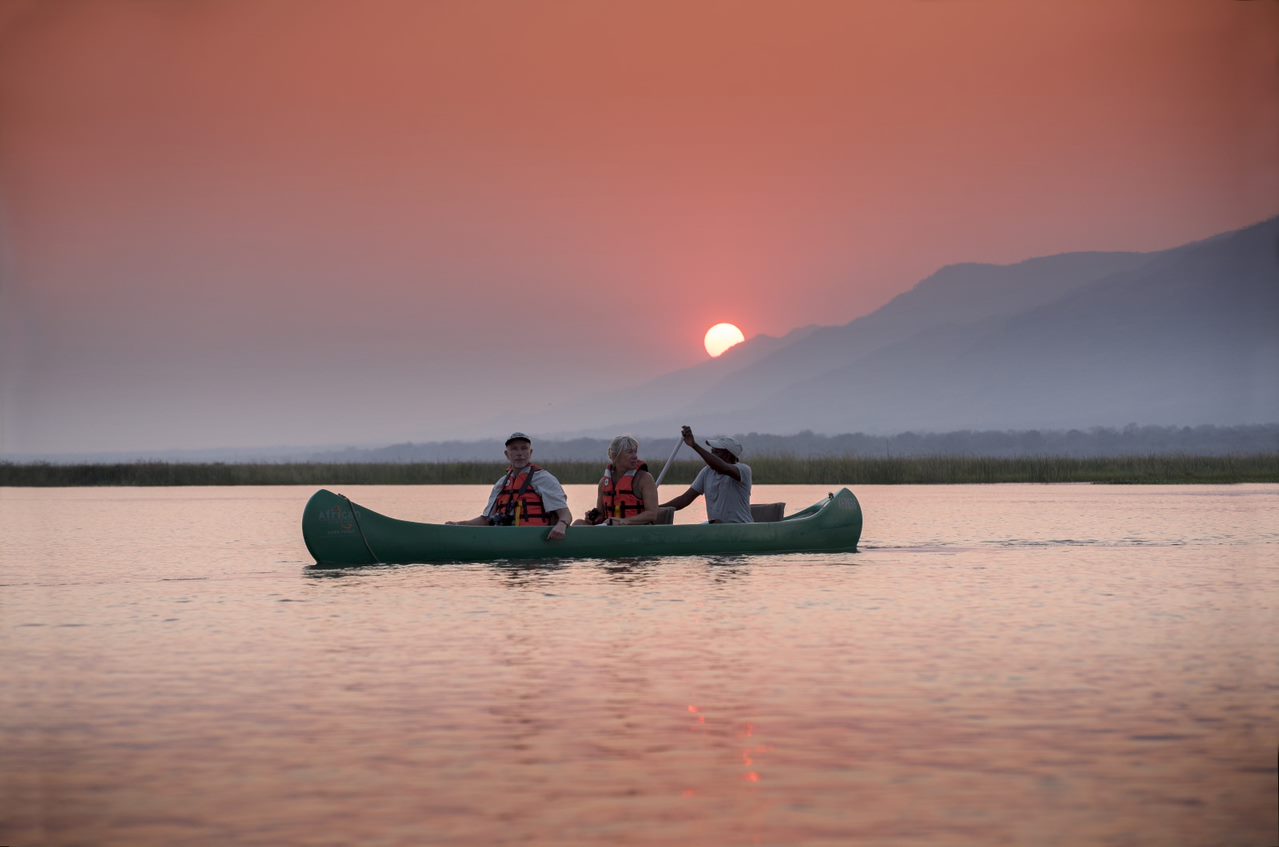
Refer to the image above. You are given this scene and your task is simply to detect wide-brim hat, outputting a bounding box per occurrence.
[505,432,533,446]
[705,436,743,459]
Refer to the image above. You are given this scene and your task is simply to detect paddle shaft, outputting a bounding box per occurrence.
[652,438,684,487]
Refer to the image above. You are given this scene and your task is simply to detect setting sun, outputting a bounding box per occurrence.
[704,322,745,357]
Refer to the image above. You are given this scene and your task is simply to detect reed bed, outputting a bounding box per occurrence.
[3,454,1277,487]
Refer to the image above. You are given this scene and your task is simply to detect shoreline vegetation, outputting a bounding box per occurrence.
[2,455,1278,487]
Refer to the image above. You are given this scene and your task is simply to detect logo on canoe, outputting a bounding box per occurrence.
[317,506,356,533]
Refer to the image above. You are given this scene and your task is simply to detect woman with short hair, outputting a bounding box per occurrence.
[576,435,661,526]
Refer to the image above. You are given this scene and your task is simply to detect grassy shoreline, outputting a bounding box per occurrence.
[2,455,1277,486]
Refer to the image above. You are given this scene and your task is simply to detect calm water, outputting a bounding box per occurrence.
[2,484,1276,847]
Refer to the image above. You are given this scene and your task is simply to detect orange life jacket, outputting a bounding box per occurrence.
[600,463,648,519]
[492,464,554,526]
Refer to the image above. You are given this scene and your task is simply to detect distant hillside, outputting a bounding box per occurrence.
[297,424,1278,462]
[543,216,1278,437]
[8,217,1275,464]
[8,424,1274,464]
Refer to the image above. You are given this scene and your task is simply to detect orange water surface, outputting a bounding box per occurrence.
[2,484,1276,846]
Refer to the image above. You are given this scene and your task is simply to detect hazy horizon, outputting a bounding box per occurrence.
[3,1,1277,455]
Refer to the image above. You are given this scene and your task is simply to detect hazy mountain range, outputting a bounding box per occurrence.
[8,216,1276,463]
[516,215,1279,439]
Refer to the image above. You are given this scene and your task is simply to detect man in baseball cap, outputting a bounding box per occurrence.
[447,432,572,539]
[703,435,744,459]
[660,426,753,523]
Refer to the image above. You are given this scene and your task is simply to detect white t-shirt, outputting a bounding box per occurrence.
[691,463,753,523]
[483,467,569,520]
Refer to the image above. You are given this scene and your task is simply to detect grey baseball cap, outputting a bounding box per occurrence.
[705,436,743,458]
[505,432,533,446]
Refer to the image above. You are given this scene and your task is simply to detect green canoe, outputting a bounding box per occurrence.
[302,488,863,565]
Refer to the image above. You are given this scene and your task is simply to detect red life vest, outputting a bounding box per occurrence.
[492,464,554,526]
[600,463,648,519]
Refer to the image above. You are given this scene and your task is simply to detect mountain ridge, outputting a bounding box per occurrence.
[554,214,1279,437]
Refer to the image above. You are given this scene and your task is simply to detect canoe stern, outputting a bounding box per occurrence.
[829,488,863,550]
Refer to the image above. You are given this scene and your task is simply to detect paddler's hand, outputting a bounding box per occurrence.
[547,519,568,541]
[680,425,696,447]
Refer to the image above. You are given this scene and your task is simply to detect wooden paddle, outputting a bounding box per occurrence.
[652,437,683,487]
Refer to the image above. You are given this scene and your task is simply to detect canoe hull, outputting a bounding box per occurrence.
[302,487,862,565]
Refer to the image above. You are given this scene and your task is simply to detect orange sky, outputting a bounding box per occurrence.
[1,0,1276,453]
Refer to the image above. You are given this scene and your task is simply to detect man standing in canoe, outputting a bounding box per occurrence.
[659,426,753,523]
[447,433,572,540]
